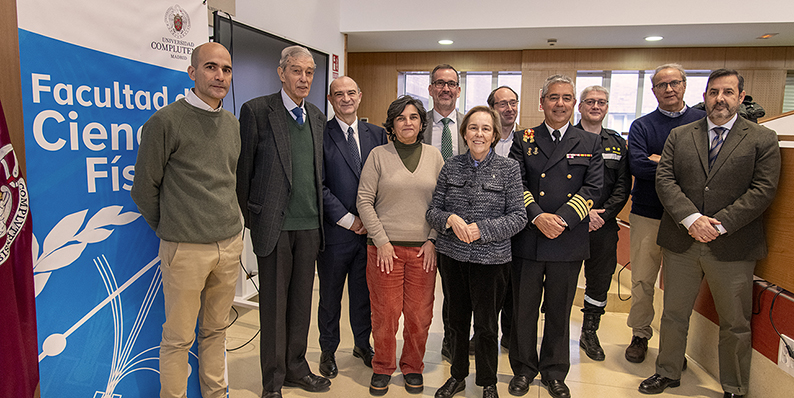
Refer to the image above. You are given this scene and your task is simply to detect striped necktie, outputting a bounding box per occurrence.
[708,127,726,170]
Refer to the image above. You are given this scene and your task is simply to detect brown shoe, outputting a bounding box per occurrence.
[625,335,648,363]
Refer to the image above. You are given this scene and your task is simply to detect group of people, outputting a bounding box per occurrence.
[130,40,781,398]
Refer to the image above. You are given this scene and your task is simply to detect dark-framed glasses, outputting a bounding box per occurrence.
[432,80,459,89]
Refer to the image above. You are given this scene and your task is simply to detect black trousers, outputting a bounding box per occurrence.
[509,257,581,381]
[258,229,321,392]
[317,235,371,352]
[439,254,509,386]
[582,220,619,315]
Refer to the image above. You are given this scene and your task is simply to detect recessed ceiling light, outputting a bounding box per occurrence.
[645,36,663,42]
[757,33,778,39]
[438,39,453,45]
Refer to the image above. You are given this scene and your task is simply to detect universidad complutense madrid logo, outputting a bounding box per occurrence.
[164,4,191,39]
[0,144,29,266]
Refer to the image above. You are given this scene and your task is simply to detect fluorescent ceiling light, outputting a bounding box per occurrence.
[438,39,453,45]
[645,36,663,42]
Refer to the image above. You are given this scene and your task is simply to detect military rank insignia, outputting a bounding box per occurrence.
[527,147,538,156]
[522,129,535,143]
[566,153,592,158]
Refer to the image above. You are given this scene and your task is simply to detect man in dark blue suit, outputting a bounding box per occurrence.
[317,76,387,379]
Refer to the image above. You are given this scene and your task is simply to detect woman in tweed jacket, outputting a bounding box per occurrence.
[426,106,527,398]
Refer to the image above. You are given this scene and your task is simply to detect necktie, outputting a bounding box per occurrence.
[347,127,361,171]
[291,107,304,125]
[552,129,561,146]
[708,127,726,169]
[441,117,453,161]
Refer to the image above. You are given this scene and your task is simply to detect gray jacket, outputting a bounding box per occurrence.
[426,150,527,264]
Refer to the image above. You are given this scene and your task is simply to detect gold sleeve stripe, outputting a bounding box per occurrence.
[523,191,534,207]
[566,194,592,221]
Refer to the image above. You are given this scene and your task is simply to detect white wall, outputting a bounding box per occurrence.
[234,0,346,91]
[339,0,794,32]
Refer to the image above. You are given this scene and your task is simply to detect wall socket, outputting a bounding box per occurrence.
[778,334,794,377]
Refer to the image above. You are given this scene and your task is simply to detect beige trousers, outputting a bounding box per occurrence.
[158,232,243,398]
[626,213,662,339]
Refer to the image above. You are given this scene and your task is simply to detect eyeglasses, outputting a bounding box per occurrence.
[544,94,574,103]
[431,80,459,89]
[653,80,684,90]
[494,100,519,108]
[582,99,608,107]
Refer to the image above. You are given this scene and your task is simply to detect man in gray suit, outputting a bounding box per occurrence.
[424,64,465,362]
[638,69,780,398]
[237,45,329,398]
[424,64,465,161]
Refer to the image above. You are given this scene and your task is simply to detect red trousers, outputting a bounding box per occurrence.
[367,245,436,375]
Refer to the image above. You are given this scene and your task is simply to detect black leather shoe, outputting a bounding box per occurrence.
[625,335,649,363]
[508,375,531,396]
[435,377,465,398]
[638,374,680,394]
[354,345,375,368]
[441,341,452,363]
[723,393,744,398]
[262,391,282,398]
[541,379,570,398]
[370,373,391,396]
[283,373,331,392]
[319,351,338,378]
[483,384,498,398]
[404,373,423,394]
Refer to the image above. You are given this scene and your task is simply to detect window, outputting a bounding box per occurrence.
[783,71,794,113]
[575,69,711,134]
[398,71,522,115]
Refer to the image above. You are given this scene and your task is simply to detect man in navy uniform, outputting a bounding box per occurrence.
[317,76,386,378]
[508,75,603,398]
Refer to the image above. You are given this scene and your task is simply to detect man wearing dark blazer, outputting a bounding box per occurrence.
[638,70,780,398]
[507,75,603,398]
[423,64,464,362]
[236,45,329,398]
[317,76,387,378]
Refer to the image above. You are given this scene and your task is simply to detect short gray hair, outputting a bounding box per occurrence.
[541,75,575,98]
[279,45,315,70]
[651,63,687,85]
[580,85,610,101]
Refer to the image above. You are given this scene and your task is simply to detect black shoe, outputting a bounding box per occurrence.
[319,351,338,378]
[354,345,375,368]
[541,379,570,398]
[262,391,282,398]
[483,384,498,398]
[638,374,680,394]
[625,335,649,363]
[469,338,475,355]
[580,313,605,361]
[508,375,531,396]
[283,373,331,392]
[370,373,391,396]
[435,377,466,398]
[441,341,452,363]
[723,393,744,398]
[404,373,423,394]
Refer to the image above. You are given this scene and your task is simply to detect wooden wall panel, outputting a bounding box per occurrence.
[756,147,794,293]
[727,47,788,69]
[738,69,787,116]
[786,47,794,69]
[0,0,26,175]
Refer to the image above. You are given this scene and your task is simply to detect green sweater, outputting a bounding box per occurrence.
[131,98,242,243]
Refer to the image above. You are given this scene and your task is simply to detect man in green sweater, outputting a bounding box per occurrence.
[131,42,243,398]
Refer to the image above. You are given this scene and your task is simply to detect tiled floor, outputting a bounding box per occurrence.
[226,273,724,398]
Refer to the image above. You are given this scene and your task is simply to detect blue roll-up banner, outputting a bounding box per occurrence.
[18,1,210,396]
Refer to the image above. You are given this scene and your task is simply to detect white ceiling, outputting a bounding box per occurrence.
[346,22,794,52]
